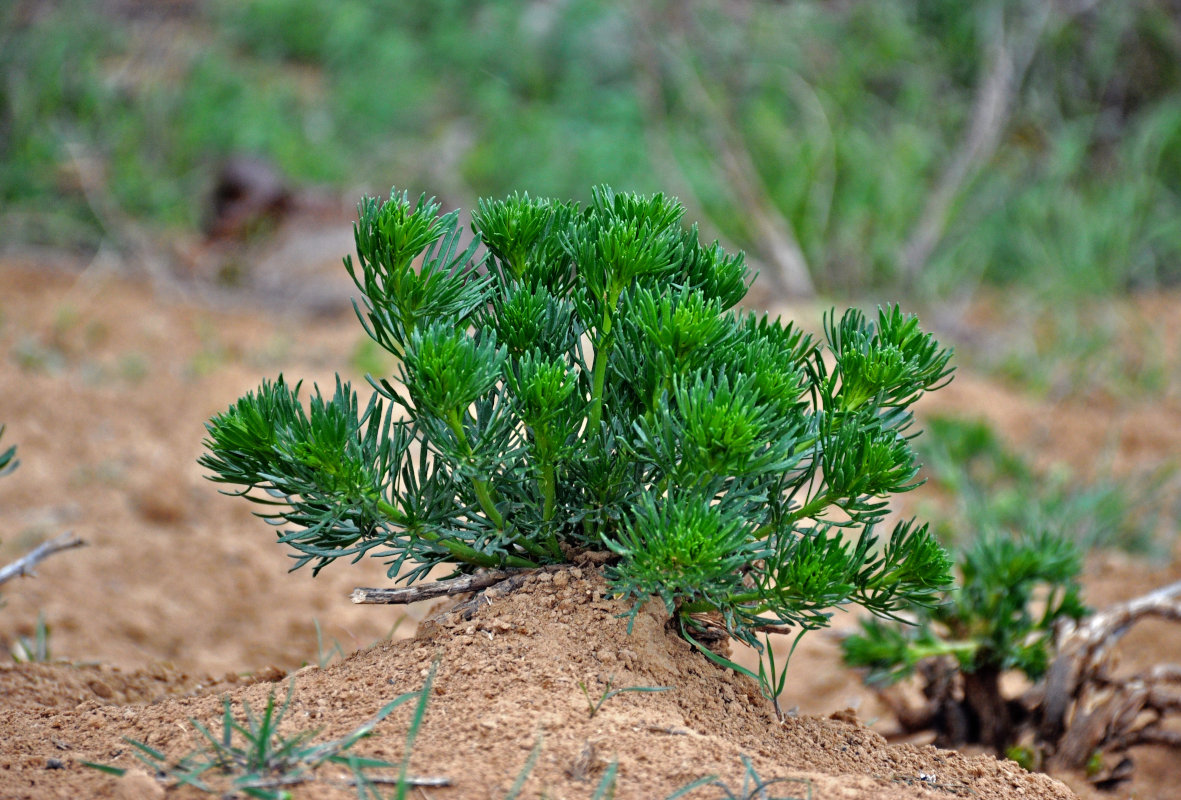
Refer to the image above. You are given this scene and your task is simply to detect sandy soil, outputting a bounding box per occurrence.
[0,246,1178,799]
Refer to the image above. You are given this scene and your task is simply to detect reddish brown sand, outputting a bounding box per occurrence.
[1,566,1079,800]
[1,254,1178,798]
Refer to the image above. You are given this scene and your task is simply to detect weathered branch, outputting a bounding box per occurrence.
[1134,728,1181,748]
[0,532,86,587]
[632,5,815,297]
[1040,578,1181,746]
[901,0,1116,283]
[351,569,523,605]
[351,564,568,605]
[1037,578,1181,769]
[900,2,1051,282]
[672,49,815,297]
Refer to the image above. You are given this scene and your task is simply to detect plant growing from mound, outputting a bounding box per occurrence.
[201,186,954,714]
[841,529,1089,752]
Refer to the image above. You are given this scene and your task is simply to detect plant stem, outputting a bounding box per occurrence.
[538,464,565,556]
[908,639,979,662]
[586,286,621,435]
[442,411,558,561]
[528,428,559,524]
[678,599,720,615]
[445,410,507,531]
[786,490,832,524]
[471,477,507,530]
[526,426,564,559]
[541,459,557,522]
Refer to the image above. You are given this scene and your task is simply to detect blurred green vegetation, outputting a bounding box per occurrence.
[916,415,1174,556]
[2,0,1180,297]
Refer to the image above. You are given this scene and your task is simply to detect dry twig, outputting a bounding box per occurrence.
[351,570,522,605]
[351,564,568,605]
[900,1,1051,282]
[900,0,1111,283]
[0,532,86,588]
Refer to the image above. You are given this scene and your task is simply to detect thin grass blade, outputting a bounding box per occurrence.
[591,759,618,800]
[502,736,542,800]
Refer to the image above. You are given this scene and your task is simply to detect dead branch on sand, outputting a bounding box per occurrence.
[0,532,86,587]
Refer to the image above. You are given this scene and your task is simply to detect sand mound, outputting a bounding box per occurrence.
[0,566,1076,799]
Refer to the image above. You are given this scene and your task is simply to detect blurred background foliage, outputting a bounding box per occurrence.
[915,414,1174,556]
[2,0,1180,299]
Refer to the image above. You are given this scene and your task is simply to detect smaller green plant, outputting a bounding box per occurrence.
[84,667,438,800]
[841,529,1088,752]
[666,755,810,800]
[577,676,671,718]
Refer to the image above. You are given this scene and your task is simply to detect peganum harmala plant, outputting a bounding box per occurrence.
[200,187,954,713]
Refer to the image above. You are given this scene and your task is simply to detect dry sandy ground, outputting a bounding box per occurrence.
[0,250,1178,798]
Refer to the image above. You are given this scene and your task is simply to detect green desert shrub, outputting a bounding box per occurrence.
[201,186,954,713]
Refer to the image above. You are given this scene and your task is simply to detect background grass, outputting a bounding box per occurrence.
[3,0,1179,297]
[2,1,1178,563]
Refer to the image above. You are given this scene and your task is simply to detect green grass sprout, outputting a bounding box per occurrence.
[578,676,672,718]
[503,735,543,800]
[83,672,439,800]
[310,618,346,669]
[11,611,51,663]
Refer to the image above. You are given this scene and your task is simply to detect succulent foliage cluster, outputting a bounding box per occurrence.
[201,187,954,678]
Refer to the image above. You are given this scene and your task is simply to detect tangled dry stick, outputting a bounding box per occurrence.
[871,578,1181,787]
[0,532,86,587]
[1037,579,1181,772]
